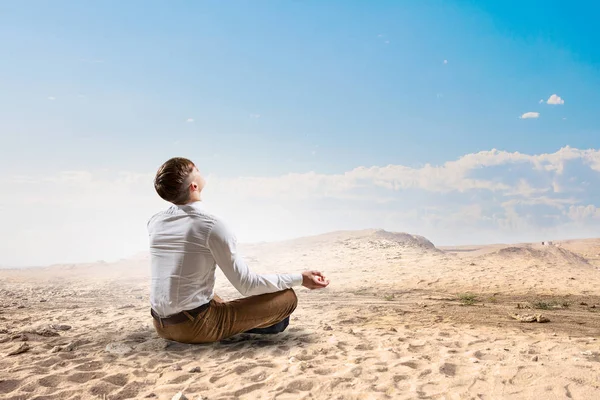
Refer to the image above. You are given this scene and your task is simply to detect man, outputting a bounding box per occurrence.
[148,157,329,344]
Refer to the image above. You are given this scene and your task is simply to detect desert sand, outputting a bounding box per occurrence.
[1,229,600,399]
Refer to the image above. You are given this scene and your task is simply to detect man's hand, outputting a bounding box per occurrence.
[301,270,330,290]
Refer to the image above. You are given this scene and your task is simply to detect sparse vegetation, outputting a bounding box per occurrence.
[531,301,554,310]
[526,299,572,310]
[458,293,478,305]
[383,294,395,301]
[487,295,498,304]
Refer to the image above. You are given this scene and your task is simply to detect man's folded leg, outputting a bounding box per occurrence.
[181,288,298,343]
[244,316,290,334]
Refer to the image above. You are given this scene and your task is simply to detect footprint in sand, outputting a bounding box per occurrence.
[0,379,20,395]
[37,373,65,388]
[230,382,267,398]
[169,374,192,385]
[439,362,457,376]
[103,373,129,386]
[249,371,268,382]
[285,379,314,392]
[89,381,121,397]
[110,381,146,400]
[66,371,106,384]
[399,360,420,369]
[37,356,63,368]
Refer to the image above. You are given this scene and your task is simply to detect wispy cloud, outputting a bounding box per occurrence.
[47,96,56,101]
[4,146,600,267]
[443,59,448,64]
[520,112,539,119]
[546,94,564,105]
[250,113,261,119]
[186,118,194,123]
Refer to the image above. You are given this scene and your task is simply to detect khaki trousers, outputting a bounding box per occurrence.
[153,289,298,344]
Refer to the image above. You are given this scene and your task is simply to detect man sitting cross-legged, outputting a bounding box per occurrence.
[148,157,330,343]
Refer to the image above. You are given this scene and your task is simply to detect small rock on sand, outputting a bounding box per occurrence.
[65,341,81,351]
[172,392,188,400]
[531,355,539,362]
[105,342,133,355]
[8,342,30,356]
[33,328,61,337]
[510,313,550,323]
[188,366,202,373]
[49,324,72,331]
[536,315,550,323]
[51,346,62,353]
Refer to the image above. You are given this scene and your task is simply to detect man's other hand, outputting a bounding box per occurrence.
[301,270,330,289]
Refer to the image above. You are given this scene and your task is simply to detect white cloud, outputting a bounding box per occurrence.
[546,94,564,105]
[4,147,600,266]
[47,96,56,101]
[186,118,194,122]
[539,99,544,104]
[250,113,261,119]
[568,205,600,221]
[443,60,448,64]
[384,40,390,44]
[520,112,539,119]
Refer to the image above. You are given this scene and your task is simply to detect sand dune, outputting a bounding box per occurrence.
[1,230,600,399]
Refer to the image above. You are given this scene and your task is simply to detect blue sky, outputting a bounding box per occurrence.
[1,1,600,266]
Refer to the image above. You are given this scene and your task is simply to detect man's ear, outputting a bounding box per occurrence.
[191,182,198,191]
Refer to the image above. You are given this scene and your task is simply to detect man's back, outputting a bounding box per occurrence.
[148,201,218,317]
[147,157,329,343]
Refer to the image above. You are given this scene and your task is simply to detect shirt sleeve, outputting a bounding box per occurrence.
[207,219,303,296]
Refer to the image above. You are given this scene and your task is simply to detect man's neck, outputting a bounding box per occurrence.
[188,193,202,203]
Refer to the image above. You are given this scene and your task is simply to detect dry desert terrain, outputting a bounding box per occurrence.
[1,229,600,399]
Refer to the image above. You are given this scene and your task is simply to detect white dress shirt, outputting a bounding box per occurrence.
[148,201,303,317]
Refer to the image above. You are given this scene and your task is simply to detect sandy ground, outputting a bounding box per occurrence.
[1,229,600,400]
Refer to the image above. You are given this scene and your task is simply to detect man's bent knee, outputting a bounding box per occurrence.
[283,288,298,314]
